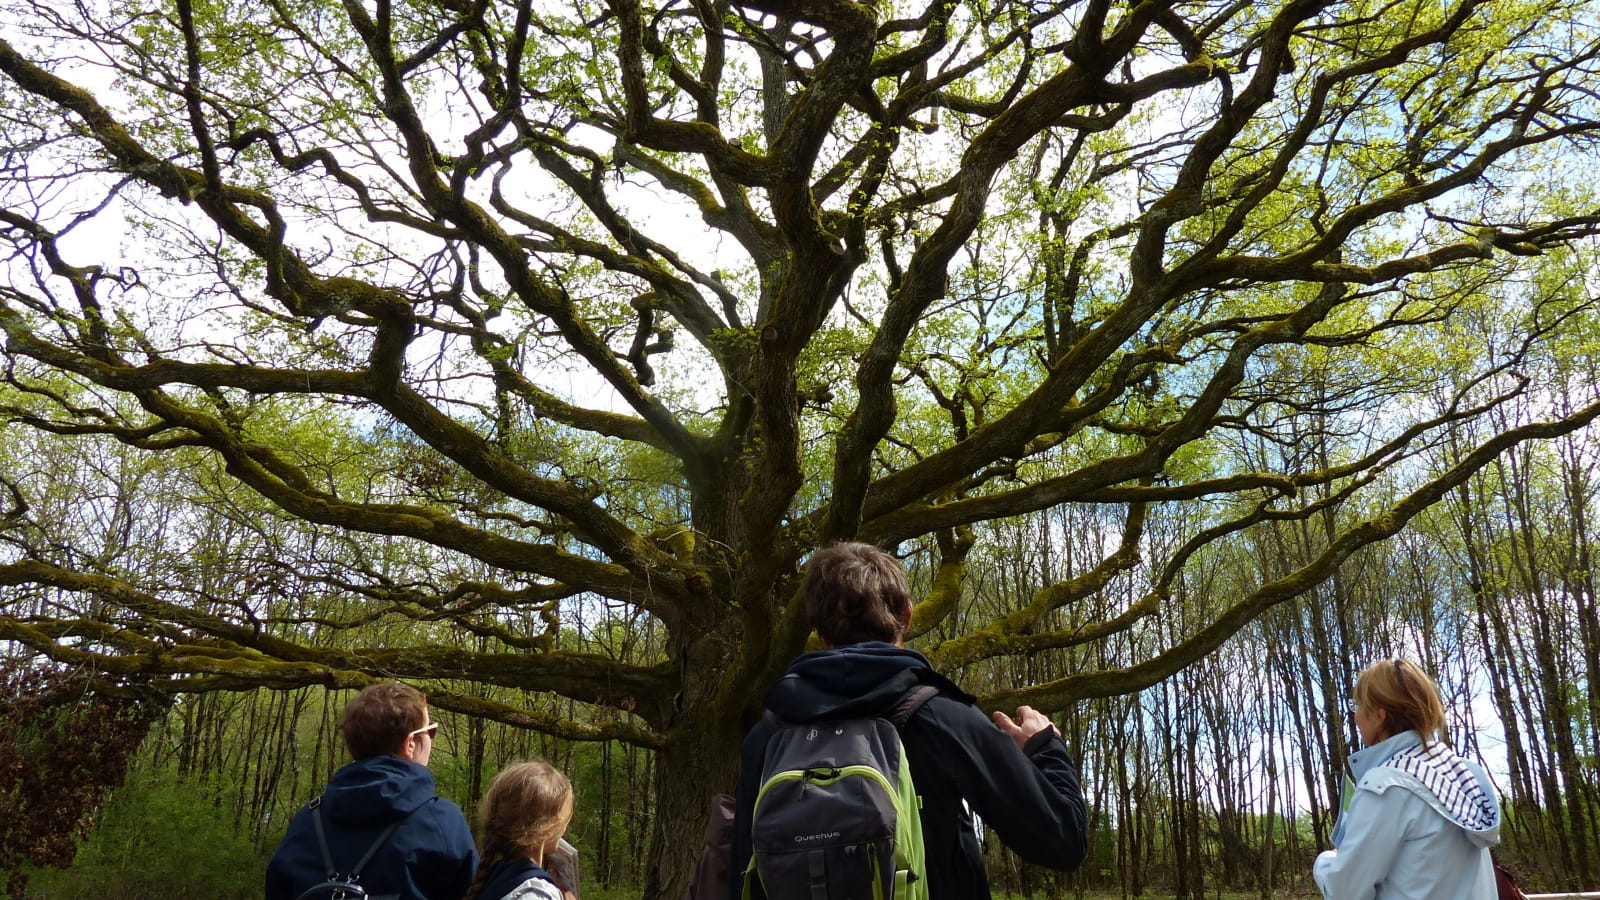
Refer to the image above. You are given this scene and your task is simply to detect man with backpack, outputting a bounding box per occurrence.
[267,682,478,900]
[727,541,1088,900]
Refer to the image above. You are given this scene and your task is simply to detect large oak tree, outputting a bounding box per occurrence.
[2,0,1599,893]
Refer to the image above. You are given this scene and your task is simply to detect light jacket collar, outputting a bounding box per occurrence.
[1347,729,1421,784]
[1332,730,1420,846]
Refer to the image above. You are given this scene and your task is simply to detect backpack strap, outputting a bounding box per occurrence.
[886,684,938,730]
[348,816,404,880]
[308,796,406,882]
[310,797,337,879]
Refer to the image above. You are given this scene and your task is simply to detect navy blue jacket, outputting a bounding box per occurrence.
[729,643,1087,900]
[476,858,559,900]
[266,755,478,900]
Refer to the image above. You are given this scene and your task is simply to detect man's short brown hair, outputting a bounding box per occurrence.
[341,682,429,759]
[803,542,912,646]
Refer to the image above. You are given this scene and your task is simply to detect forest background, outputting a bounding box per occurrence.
[1,0,1599,897]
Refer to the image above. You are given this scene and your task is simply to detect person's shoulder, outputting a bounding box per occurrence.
[911,666,976,704]
[279,796,318,827]
[917,690,983,720]
[1355,763,1430,802]
[904,691,1001,746]
[502,874,564,900]
[408,795,475,844]
[428,794,468,815]
[270,793,330,847]
[1357,757,1401,784]
[740,714,777,749]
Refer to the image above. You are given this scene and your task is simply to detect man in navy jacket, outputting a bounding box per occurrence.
[267,682,478,900]
[729,542,1088,900]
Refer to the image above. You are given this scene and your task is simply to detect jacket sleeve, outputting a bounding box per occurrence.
[917,701,1088,871]
[265,806,308,900]
[418,800,481,900]
[1312,786,1409,900]
[265,852,290,900]
[445,840,481,900]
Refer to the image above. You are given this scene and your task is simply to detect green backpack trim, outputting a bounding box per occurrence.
[743,684,936,900]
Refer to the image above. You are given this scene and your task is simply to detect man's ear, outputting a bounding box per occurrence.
[898,601,914,636]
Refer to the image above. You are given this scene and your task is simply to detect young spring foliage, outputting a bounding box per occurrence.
[1,0,1599,893]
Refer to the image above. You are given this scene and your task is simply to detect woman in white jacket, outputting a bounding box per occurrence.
[1314,659,1502,900]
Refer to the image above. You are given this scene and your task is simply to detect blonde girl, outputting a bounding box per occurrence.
[468,760,576,900]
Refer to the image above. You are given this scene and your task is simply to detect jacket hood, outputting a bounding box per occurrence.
[1359,731,1502,847]
[322,755,439,825]
[765,642,971,722]
[478,857,556,900]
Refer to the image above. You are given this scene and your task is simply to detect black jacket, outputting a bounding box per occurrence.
[266,755,478,900]
[729,643,1087,900]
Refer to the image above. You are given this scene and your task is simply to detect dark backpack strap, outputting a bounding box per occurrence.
[308,795,406,880]
[886,684,938,730]
[807,848,828,900]
[349,817,404,879]
[310,798,338,878]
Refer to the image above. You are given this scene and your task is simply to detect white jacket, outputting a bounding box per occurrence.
[1314,730,1501,900]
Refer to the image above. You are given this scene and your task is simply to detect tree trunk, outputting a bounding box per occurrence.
[641,717,744,900]
[641,611,757,900]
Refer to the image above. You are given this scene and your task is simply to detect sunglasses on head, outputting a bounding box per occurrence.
[407,722,440,740]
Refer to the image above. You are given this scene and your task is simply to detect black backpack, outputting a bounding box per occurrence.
[292,797,405,900]
[742,684,938,900]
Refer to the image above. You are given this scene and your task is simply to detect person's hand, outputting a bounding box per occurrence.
[992,705,1058,750]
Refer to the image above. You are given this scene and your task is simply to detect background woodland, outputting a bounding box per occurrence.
[7,407,1600,898]
[1,0,1599,895]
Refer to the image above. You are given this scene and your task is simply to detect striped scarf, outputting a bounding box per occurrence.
[1385,740,1498,831]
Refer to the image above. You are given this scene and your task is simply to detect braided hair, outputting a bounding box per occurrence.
[466,759,574,900]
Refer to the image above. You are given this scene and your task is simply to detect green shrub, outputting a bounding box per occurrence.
[24,767,269,900]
